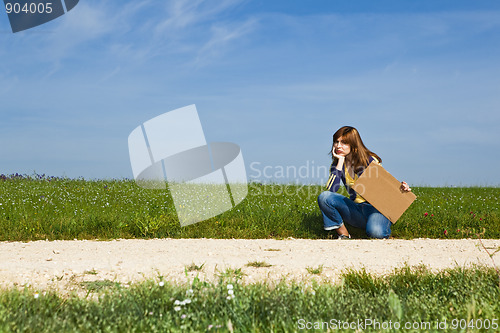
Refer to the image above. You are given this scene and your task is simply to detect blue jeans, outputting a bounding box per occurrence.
[317,191,391,239]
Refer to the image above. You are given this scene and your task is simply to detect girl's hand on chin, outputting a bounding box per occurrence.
[332,148,345,160]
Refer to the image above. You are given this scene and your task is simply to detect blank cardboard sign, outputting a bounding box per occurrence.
[352,162,416,223]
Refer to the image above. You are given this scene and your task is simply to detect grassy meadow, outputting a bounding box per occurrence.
[1,174,499,332]
[0,173,499,241]
[1,266,500,332]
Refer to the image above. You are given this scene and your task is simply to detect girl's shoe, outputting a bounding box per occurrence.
[338,234,351,240]
[324,225,339,231]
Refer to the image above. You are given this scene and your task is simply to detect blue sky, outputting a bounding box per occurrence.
[1,0,500,186]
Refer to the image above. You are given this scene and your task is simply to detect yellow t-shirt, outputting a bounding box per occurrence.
[344,170,366,203]
[345,158,380,204]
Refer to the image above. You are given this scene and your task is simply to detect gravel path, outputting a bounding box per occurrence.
[1,238,499,293]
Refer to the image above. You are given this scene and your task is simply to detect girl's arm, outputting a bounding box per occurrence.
[326,163,343,192]
[326,147,346,192]
[332,148,345,171]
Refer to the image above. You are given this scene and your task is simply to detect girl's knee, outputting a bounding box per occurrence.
[318,191,343,202]
[317,191,331,204]
[366,226,390,239]
[366,215,391,239]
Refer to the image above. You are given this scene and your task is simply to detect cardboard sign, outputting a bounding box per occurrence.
[352,162,416,223]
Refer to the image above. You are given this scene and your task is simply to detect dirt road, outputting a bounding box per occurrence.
[1,238,499,293]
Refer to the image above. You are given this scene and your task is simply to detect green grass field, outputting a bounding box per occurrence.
[1,174,499,332]
[0,174,499,241]
[0,266,499,332]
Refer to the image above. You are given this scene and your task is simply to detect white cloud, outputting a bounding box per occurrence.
[155,0,246,33]
[19,0,257,69]
[5,1,152,71]
[193,17,258,66]
[99,66,122,82]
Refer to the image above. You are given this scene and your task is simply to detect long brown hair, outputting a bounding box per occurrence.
[330,126,382,173]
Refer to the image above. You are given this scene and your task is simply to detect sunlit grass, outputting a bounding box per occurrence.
[0,174,499,241]
[0,266,498,332]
